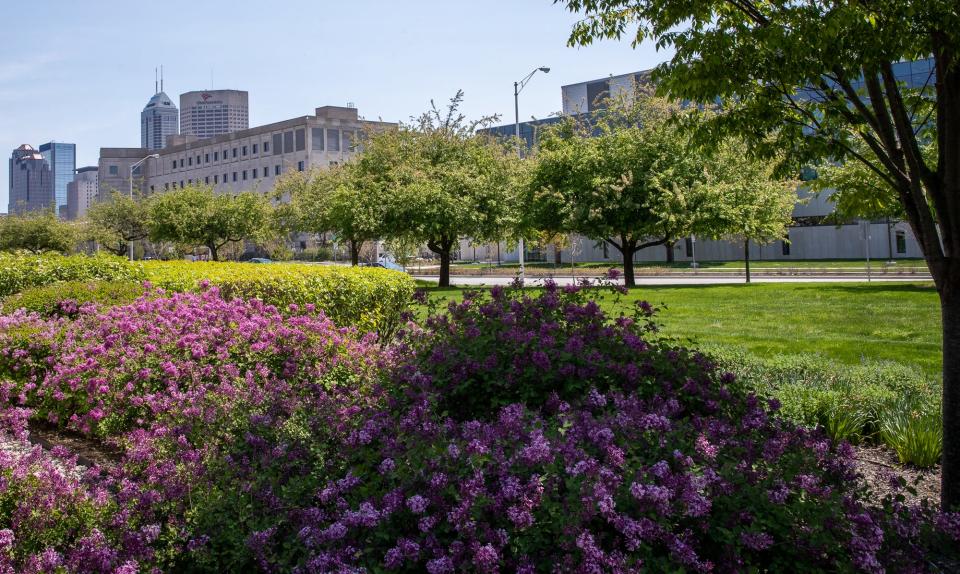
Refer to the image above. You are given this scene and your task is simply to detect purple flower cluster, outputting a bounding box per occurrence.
[0,282,956,572]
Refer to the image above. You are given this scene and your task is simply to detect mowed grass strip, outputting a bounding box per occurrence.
[423,282,942,377]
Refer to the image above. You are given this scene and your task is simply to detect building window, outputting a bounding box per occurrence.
[295,129,306,152]
[232,172,237,182]
[263,140,270,153]
[180,180,184,188]
[252,143,258,154]
[297,160,305,172]
[242,146,247,156]
[342,130,354,151]
[327,129,340,152]
[205,153,209,163]
[311,128,324,151]
[275,165,281,176]
[243,170,247,180]
[214,151,219,161]
[196,155,201,165]
[223,173,227,183]
[108,165,119,175]
[188,156,192,166]
[232,148,238,158]
[171,160,176,170]
[685,237,693,257]
[171,182,176,189]
[164,183,169,190]
[214,174,219,184]
[188,179,192,185]
[179,159,184,168]
[283,131,294,153]
[150,185,155,193]
[896,230,907,254]
[205,176,210,184]
[272,134,282,155]
[782,235,791,256]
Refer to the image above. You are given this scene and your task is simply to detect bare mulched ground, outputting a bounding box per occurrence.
[854,444,941,505]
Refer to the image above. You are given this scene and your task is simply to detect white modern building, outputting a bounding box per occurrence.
[99,105,392,201]
[180,90,249,139]
[141,90,179,150]
[66,166,98,220]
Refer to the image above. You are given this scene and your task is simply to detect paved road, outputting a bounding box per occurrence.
[412,274,933,286]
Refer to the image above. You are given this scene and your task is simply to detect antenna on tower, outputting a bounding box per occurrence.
[160,65,164,92]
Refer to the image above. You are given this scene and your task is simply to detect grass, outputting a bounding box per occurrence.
[420,281,942,377]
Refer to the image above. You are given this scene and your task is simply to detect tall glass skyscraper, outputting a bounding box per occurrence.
[141,91,179,150]
[38,142,76,214]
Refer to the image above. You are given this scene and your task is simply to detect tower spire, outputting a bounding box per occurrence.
[160,65,164,92]
[155,67,158,94]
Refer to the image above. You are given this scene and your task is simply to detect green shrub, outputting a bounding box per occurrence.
[705,345,941,457]
[0,252,144,297]
[879,397,943,467]
[142,261,414,335]
[2,281,146,318]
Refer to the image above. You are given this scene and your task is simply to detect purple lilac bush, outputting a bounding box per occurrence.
[0,281,956,572]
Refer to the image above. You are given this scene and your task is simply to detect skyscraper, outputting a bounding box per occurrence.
[141,81,179,150]
[38,141,76,216]
[8,144,53,214]
[66,166,98,220]
[180,90,248,139]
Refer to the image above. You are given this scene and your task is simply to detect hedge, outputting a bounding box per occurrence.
[1,281,146,318]
[0,252,144,297]
[142,261,415,336]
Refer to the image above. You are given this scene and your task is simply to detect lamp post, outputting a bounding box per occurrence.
[514,66,550,282]
[128,154,159,261]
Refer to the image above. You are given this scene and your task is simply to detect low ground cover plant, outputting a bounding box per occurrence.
[709,347,944,467]
[0,252,144,297]
[0,282,956,572]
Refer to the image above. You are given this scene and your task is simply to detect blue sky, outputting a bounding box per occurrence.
[0,0,669,212]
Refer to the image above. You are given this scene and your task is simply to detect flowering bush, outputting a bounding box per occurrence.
[0,282,956,572]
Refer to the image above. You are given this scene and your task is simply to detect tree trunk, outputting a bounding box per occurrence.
[941,270,960,511]
[554,242,563,266]
[665,241,675,263]
[744,239,751,284]
[350,240,359,266]
[623,251,636,287]
[428,237,455,288]
[208,244,219,262]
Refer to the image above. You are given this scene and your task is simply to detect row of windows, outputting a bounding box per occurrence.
[168,127,356,172]
[160,163,303,191]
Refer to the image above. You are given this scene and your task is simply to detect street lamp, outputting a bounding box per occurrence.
[514,66,550,282]
[128,154,159,261]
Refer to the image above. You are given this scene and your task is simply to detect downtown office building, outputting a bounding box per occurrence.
[38,141,76,216]
[180,90,249,139]
[8,144,54,214]
[99,105,393,201]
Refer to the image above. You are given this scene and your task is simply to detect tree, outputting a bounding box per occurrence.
[558,0,960,509]
[0,210,77,254]
[527,93,711,286]
[699,140,798,282]
[87,191,151,256]
[148,186,273,261]
[357,92,517,286]
[277,166,383,266]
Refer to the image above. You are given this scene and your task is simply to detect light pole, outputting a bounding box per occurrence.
[128,154,159,261]
[514,66,550,281]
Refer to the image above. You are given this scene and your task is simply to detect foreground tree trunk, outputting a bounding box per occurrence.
[208,244,219,262]
[942,281,960,511]
[555,242,563,266]
[665,241,675,263]
[744,240,751,284]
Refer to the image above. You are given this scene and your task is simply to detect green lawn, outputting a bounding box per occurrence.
[421,282,942,377]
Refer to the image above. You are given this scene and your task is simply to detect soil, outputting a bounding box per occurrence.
[853,444,941,506]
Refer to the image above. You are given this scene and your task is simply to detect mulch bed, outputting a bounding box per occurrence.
[854,444,941,506]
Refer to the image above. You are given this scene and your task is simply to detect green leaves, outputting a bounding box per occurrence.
[0,210,78,254]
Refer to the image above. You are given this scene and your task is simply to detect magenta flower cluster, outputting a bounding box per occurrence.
[0,282,956,572]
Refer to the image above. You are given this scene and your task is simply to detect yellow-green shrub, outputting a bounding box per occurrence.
[0,252,144,297]
[2,281,147,317]
[143,261,414,335]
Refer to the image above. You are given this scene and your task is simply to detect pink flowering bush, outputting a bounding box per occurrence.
[0,281,956,572]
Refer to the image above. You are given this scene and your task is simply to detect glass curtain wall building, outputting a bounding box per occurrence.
[38,142,76,215]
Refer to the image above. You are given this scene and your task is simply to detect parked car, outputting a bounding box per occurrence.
[247,258,273,264]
